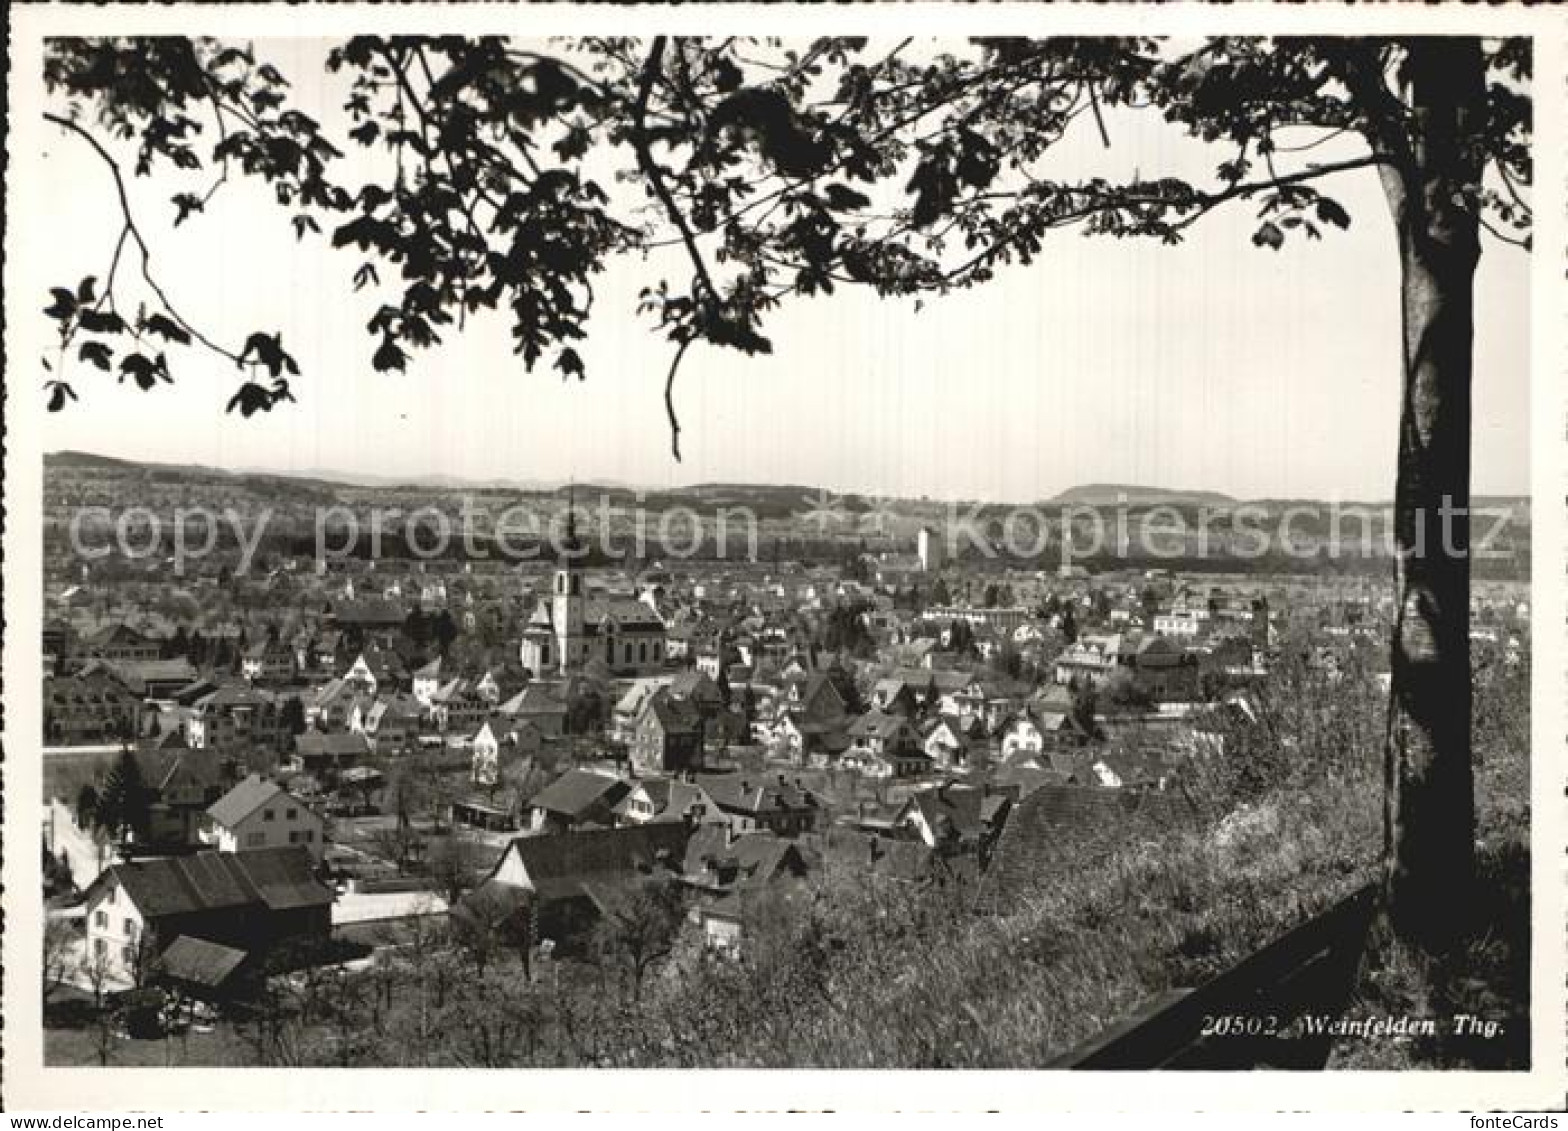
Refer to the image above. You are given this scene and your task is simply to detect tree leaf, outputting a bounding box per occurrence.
[1316,198,1351,230]
[240,331,301,377]
[372,335,408,373]
[79,341,114,371]
[171,192,205,227]
[119,353,160,391]
[822,183,871,212]
[554,347,585,381]
[226,382,274,417]
[44,288,77,321]
[46,382,78,412]
[78,309,126,335]
[143,313,192,344]
[1251,221,1284,250]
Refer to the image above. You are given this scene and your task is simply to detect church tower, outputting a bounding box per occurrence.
[551,488,587,673]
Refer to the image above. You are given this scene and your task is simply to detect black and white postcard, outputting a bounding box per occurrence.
[3,1,1564,1113]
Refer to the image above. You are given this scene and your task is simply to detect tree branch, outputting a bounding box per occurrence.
[632,36,719,308]
[664,337,692,463]
[633,36,718,463]
[44,111,243,366]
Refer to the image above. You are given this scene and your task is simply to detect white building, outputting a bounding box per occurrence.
[204,775,325,863]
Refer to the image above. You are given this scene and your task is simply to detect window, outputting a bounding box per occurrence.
[94,938,106,956]
[122,945,134,965]
[94,910,107,929]
[247,831,266,847]
[263,809,276,822]
[287,808,297,820]
[303,829,315,843]
[105,887,116,904]
[289,830,300,844]
[639,643,648,663]
[124,918,136,937]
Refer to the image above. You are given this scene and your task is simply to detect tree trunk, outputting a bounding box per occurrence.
[1381,38,1484,953]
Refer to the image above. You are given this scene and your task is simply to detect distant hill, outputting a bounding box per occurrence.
[1049,484,1237,507]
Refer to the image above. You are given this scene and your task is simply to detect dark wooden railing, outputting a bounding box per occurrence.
[1053,883,1380,1069]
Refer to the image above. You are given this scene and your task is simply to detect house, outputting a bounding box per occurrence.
[43,672,142,746]
[431,679,493,735]
[695,773,823,837]
[996,702,1093,760]
[922,713,983,772]
[613,777,725,827]
[630,691,705,777]
[610,677,675,744]
[343,647,403,696]
[80,622,163,663]
[292,730,371,777]
[241,640,297,685]
[821,826,979,888]
[134,747,234,850]
[845,709,929,778]
[304,677,364,731]
[894,782,1011,857]
[82,846,333,984]
[328,597,407,646]
[678,825,811,954]
[524,768,631,835]
[358,693,424,754]
[411,656,444,707]
[87,657,200,700]
[498,684,569,737]
[185,685,282,751]
[782,671,848,722]
[456,822,690,950]
[204,774,326,863]
[470,717,543,787]
[869,678,919,717]
[1119,634,1203,701]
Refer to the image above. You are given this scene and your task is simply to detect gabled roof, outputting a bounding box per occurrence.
[206,774,292,828]
[157,935,249,989]
[644,691,703,736]
[820,827,977,885]
[295,730,372,758]
[527,769,630,818]
[133,747,225,796]
[500,684,569,717]
[695,773,820,816]
[902,783,990,841]
[93,846,331,919]
[848,708,914,741]
[667,670,722,702]
[496,822,689,894]
[682,827,805,890]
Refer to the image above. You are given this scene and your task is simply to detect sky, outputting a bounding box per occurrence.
[33,38,1531,504]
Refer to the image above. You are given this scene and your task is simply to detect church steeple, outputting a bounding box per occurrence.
[552,481,586,674]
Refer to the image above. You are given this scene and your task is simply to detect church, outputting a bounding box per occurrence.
[519,506,668,678]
